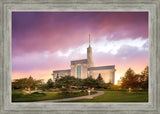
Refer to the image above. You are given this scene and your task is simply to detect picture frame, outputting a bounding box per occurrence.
[0,0,160,114]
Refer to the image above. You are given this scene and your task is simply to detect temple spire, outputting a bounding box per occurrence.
[87,34,94,67]
[89,34,91,47]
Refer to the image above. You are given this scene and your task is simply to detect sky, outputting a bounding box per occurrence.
[12,12,148,84]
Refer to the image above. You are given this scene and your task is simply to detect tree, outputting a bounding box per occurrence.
[82,76,97,88]
[97,73,103,81]
[46,78,54,89]
[39,82,47,91]
[12,76,43,94]
[134,74,143,88]
[96,73,105,88]
[55,76,76,91]
[141,66,149,89]
[121,66,149,90]
[26,76,35,94]
[121,68,138,89]
[74,78,83,87]
[12,78,28,90]
[26,76,43,94]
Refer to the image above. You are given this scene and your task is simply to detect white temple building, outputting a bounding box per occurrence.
[52,35,116,84]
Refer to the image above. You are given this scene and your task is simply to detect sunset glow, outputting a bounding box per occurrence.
[12,12,148,84]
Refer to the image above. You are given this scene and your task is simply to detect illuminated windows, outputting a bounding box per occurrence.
[77,65,81,78]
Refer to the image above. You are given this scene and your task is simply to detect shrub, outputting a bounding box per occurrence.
[31,92,39,94]
[12,93,23,99]
[102,83,112,89]
[108,85,121,90]
[31,92,46,96]
[60,88,68,92]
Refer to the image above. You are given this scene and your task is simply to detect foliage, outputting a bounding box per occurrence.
[96,73,105,88]
[108,85,121,90]
[39,83,47,91]
[46,78,54,89]
[82,76,97,88]
[74,78,83,86]
[55,75,98,89]
[55,76,76,90]
[12,92,53,102]
[12,66,149,92]
[12,78,28,90]
[31,92,46,96]
[101,82,112,89]
[121,68,138,89]
[12,92,46,101]
[12,76,43,93]
[97,73,103,81]
[121,66,149,89]
[26,76,36,89]
[141,66,149,89]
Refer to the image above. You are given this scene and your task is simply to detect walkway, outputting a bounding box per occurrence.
[38,91,104,102]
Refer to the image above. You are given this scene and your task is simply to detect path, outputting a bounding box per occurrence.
[37,91,104,102]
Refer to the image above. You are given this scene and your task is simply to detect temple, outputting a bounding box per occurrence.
[52,34,116,84]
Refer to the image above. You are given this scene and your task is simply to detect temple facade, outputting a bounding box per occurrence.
[52,35,116,84]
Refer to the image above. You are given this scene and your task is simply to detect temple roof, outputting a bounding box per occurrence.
[53,69,71,73]
[71,59,88,65]
[88,65,115,71]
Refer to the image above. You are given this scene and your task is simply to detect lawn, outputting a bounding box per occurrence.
[12,90,96,102]
[12,90,61,102]
[65,90,148,102]
[12,90,148,102]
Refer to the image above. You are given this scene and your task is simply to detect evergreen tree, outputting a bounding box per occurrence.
[46,78,54,89]
[96,73,105,88]
[141,66,149,89]
[82,76,97,88]
[121,68,138,89]
[55,76,76,91]
[121,66,149,90]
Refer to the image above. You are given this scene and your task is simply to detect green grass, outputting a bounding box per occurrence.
[12,90,148,102]
[12,91,61,102]
[12,90,96,102]
[65,90,148,102]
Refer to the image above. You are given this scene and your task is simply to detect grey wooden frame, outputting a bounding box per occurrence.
[0,0,160,114]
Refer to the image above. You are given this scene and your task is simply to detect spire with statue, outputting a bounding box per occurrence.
[87,34,94,67]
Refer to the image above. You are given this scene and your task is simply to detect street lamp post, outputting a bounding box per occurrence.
[88,89,90,96]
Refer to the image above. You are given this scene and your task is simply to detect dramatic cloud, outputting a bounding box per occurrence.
[12,12,148,56]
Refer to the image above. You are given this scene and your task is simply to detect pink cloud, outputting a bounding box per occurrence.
[12,12,148,56]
